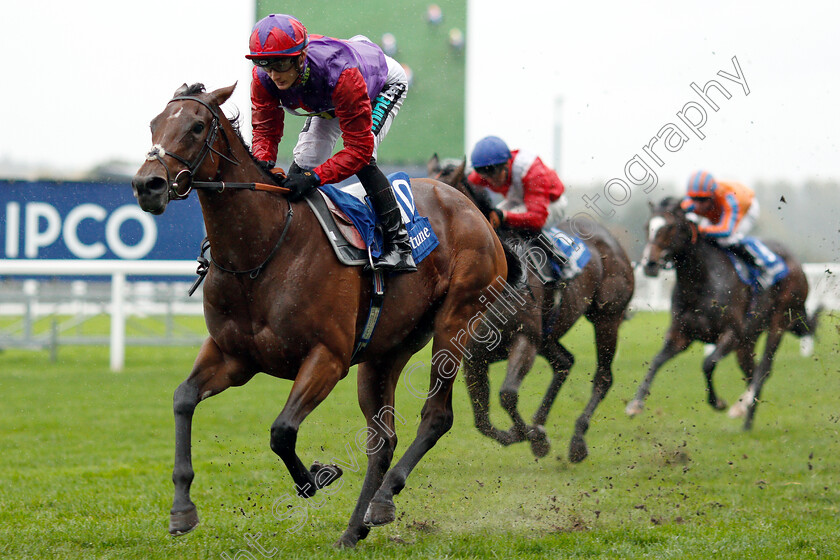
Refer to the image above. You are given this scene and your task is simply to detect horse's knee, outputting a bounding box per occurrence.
[593,370,613,394]
[173,382,200,416]
[371,433,397,463]
[424,409,454,439]
[701,356,717,376]
[561,353,575,371]
[270,420,298,456]
[499,388,518,410]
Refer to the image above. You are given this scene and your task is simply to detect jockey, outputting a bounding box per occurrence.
[247,14,415,272]
[681,170,783,290]
[468,135,574,279]
[467,136,567,232]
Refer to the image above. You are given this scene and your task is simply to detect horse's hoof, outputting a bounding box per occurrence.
[527,425,550,458]
[363,499,396,527]
[310,461,343,489]
[569,436,588,463]
[169,505,199,536]
[625,400,644,417]
[334,533,358,548]
[729,390,754,418]
[712,399,728,411]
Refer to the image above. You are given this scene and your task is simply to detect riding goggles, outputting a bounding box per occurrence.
[253,57,298,73]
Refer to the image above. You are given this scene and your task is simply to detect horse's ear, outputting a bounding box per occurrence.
[209,82,237,107]
[427,153,440,174]
[454,157,466,181]
[173,83,190,98]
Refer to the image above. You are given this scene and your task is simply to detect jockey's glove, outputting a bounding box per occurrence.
[283,170,321,201]
[487,208,505,229]
[257,160,276,172]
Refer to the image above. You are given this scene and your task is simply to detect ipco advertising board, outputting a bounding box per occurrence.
[0,180,204,262]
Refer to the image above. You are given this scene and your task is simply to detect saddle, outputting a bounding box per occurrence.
[304,188,369,266]
[304,172,439,268]
[724,237,789,291]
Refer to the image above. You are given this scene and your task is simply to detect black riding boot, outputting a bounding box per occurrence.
[357,163,417,273]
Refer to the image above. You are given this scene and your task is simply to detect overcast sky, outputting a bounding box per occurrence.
[2,1,839,188]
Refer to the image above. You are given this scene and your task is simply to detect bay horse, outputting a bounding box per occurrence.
[428,155,635,462]
[131,84,510,548]
[626,197,818,430]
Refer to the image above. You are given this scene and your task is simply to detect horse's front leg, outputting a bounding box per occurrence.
[270,344,345,498]
[171,338,255,535]
[626,329,691,416]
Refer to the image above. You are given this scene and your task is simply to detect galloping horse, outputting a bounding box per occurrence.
[627,197,818,430]
[429,155,635,462]
[131,84,509,547]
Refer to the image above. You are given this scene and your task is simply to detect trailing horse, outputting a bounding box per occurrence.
[132,83,510,547]
[429,155,635,462]
[626,197,819,430]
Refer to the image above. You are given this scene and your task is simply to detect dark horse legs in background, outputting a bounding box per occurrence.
[133,85,509,548]
[626,198,819,430]
[430,155,635,462]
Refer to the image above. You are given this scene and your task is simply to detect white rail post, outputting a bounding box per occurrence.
[110,272,126,372]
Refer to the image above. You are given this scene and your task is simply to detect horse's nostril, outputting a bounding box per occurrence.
[132,175,167,195]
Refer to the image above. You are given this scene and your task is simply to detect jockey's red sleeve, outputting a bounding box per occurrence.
[250,67,285,163]
[312,68,375,185]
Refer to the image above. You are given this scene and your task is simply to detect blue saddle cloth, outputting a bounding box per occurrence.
[319,172,439,264]
[543,227,592,280]
[725,237,789,290]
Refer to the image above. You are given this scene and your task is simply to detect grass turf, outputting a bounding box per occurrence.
[1,311,838,559]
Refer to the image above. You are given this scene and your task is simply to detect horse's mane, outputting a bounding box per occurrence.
[439,157,466,175]
[175,82,282,185]
[655,196,684,213]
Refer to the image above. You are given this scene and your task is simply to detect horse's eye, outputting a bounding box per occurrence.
[192,122,205,135]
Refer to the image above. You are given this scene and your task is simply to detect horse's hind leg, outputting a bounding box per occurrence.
[626,330,691,416]
[269,344,345,498]
[171,339,255,535]
[337,354,407,548]
[463,357,509,443]
[569,316,620,463]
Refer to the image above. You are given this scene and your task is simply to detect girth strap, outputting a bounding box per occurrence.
[350,270,386,364]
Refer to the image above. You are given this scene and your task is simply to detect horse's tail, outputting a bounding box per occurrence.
[502,240,528,292]
[789,305,822,337]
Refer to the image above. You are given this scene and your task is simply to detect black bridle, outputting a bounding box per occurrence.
[143,95,296,293]
[144,95,240,200]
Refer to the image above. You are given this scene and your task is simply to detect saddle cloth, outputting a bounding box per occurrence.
[726,237,789,290]
[304,172,439,267]
[522,227,591,283]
